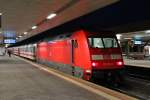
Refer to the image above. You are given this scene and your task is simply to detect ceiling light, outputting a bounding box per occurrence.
[46,13,57,19]
[24,32,28,35]
[32,26,37,29]
[16,37,18,39]
[145,30,150,33]
[0,13,2,15]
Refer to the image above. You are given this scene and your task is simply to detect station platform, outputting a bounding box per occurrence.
[124,58,150,68]
[0,55,136,100]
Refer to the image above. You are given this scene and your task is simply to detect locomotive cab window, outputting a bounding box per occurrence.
[103,38,118,48]
[88,38,104,48]
[88,37,118,48]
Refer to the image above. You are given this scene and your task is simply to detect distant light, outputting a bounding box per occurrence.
[124,37,132,40]
[145,30,150,33]
[5,44,9,48]
[16,38,18,39]
[24,32,28,35]
[0,13,2,15]
[116,34,122,40]
[46,13,57,19]
[0,31,2,34]
[18,35,22,38]
[32,26,37,29]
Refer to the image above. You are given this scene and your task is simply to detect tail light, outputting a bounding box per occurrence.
[116,61,123,66]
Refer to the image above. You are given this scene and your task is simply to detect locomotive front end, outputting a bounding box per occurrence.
[87,33,124,82]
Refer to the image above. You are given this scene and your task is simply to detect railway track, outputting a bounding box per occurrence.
[125,65,150,80]
[97,74,150,100]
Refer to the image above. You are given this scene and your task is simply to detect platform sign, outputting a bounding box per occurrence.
[4,39,16,44]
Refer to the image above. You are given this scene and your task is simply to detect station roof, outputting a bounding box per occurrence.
[0,0,117,40]
[0,0,150,46]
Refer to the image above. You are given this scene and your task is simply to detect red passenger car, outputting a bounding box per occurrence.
[37,30,124,81]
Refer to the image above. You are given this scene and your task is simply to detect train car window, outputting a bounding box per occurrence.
[103,38,118,48]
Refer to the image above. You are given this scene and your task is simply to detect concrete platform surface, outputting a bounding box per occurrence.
[0,55,106,100]
[124,58,150,68]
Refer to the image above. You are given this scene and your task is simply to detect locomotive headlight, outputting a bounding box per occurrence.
[85,70,91,73]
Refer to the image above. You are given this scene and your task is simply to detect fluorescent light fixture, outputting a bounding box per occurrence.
[46,13,57,19]
[32,26,37,29]
[124,37,132,39]
[24,32,28,35]
[145,30,150,33]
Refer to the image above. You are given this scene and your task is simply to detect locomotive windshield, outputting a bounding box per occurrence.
[88,37,118,48]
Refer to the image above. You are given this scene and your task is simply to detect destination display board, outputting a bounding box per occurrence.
[4,39,16,44]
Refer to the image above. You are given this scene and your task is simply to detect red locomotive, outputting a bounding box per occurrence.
[12,30,124,81]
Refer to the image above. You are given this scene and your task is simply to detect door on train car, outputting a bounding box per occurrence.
[71,39,79,64]
[70,40,74,64]
[70,39,79,76]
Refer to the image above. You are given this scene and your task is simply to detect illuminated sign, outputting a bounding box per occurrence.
[4,39,16,44]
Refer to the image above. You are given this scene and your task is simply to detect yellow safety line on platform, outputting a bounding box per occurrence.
[15,56,137,100]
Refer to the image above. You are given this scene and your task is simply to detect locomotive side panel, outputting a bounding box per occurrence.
[71,30,92,79]
[48,40,71,64]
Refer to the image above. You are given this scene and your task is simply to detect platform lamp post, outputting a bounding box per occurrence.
[0,13,3,46]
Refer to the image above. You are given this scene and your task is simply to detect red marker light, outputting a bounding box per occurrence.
[92,62,99,67]
[92,62,96,66]
[116,61,123,66]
